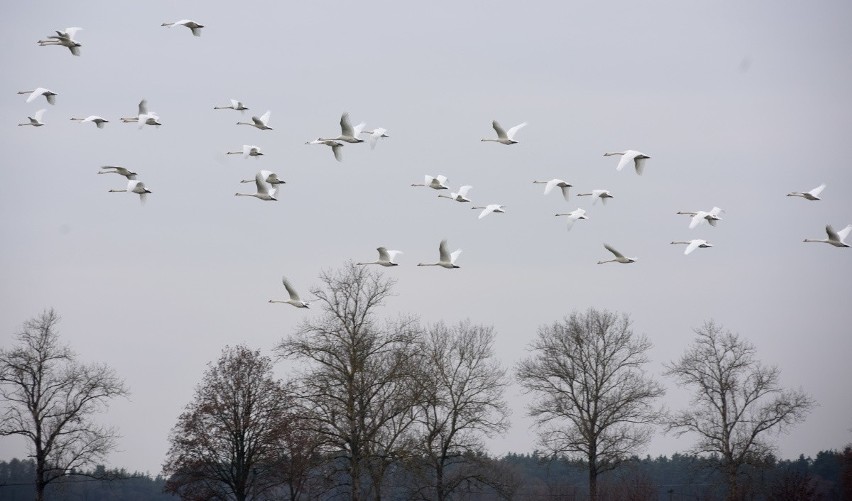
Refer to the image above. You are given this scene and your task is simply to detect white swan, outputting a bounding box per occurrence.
[237,110,272,130]
[268,277,312,308]
[120,99,148,123]
[240,170,284,186]
[161,20,204,37]
[227,145,263,159]
[18,109,46,127]
[234,172,277,201]
[803,224,852,247]
[361,127,389,149]
[37,27,82,56]
[576,189,613,205]
[411,175,449,190]
[481,120,527,144]
[214,99,248,112]
[471,204,506,219]
[306,138,344,162]
[98,166,137,179]
[417,239,462,269]
[671,239,713,255]
[677,207,724,229]
[787,183,826,201]
[597,244,637,264]
[357,247,403,267]
[533,179,572,201]
[603,150,651,175]
[18,88,57,105]
[70,116,109,128]
[109,180,151,204]
[554,208,588,231]
[319,113,366,143]
[438,185,472,203]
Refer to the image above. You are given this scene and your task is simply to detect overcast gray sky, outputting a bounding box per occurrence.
[2,0,851,476]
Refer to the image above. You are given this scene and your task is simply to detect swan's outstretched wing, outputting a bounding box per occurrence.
[377,247,391,262]
[138,99,148,116]
[634,156,649,175]
[825,225,839,242]
[689,213,705,229]
[684,240,702,255]
[33,109,46,122]
[331,143,343,162]
[491,121,508,139]
[435,175,448,186]
[615,153,633,172]
[457,185,472,198]
[386,250,403,262]
[450,249,462,264]
[340,112,354,136]
[256,110,271,126]
[281,277,301,301]
[603,244,625,259]
[506,122,527,139]
[353,122,367,136]
[368,127,387,149]
[26,88,47,104]
[438,239,450,262]
[809,183,826,198]
[543,179,559,195]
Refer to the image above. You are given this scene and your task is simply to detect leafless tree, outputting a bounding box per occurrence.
[410,320,510,500]
[0,308,130,501]
[275,263,424,501]
[665,320,816,501]
[163,345,301,501]
[515,308,665,501]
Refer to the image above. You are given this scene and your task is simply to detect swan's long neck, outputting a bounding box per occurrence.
[671,241,689,245]
[802,239,825,243]
[108,189,128,193]
[480,138,499,142]
[417,263,438,266]
[603,152,624,157]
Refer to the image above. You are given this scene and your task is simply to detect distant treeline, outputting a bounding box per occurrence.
[1,449,850,500]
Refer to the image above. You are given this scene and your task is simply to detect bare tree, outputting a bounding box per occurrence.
[275,263,423,501]
[0,308,130,501]
[515,308,664,501]
[665,320,815,501]
[411,320,510,500]
[163,345,298,501]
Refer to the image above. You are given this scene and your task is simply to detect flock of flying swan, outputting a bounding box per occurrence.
[17,21,849,310]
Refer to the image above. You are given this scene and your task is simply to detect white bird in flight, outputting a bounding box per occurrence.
[554,208,588,231]
[18,109,46,127]
[787,183,826,201]
[361,127,389,149]
[161,20,204,37]
[320,113,366,143]
[471,204,506,219]
[120,100,162,128]
[227,145,264,159]
[240,170,284,186]
[481,120,527,145]
[98,166,137,179]
[234,172,278,201]
[604,150,651,175]
[533,179,572,201]
[803,224,851,248]
[214,99,248,112]
[37,27,83,56]
[357,247,403,267]
[18,88,57,105]
[677,207,724,229]
[438,185,472,203]
[577,189,614,205]
[411,175,449,190]
[109,180,151,204]
[237,110,272,130]
[597,244,637,264]
[418,239,462,269]
[70,116,109,128]
[671,239,713,255]
[269,277,312,308]
[306,138,344,162]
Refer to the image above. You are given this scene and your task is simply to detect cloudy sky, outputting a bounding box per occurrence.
[2,0,851,476]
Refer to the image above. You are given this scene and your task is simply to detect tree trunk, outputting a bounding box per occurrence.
[588,449,598,501]
[726,464,740,501]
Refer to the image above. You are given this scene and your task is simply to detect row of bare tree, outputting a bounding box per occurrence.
[0,263,816,501]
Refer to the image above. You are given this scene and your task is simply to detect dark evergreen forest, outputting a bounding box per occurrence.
[2,448,850,500]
